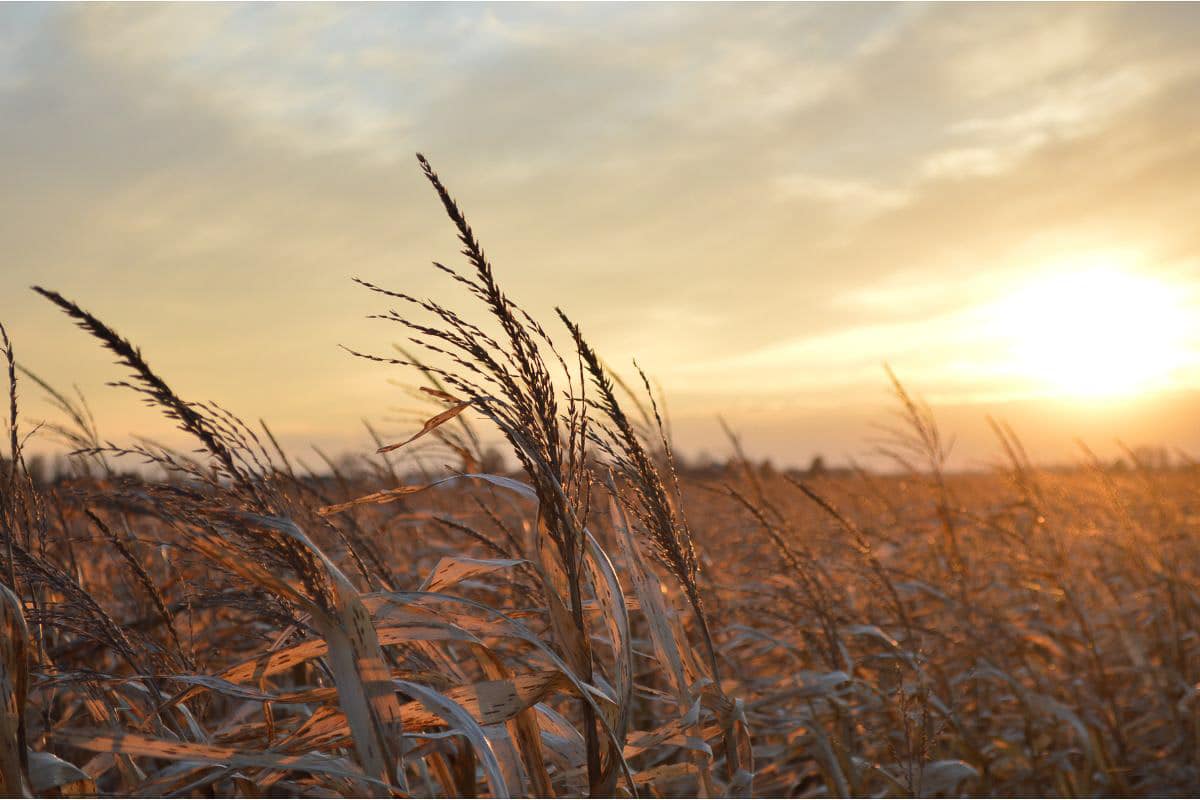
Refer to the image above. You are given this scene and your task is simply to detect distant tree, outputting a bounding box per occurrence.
[480,445,506,474]
[807,454,827,477]
[1131,445,1171,471]
[26,454,47,486]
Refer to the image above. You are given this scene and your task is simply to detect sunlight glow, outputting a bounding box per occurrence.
[998,263,1190,398]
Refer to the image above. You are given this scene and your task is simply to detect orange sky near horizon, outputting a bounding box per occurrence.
[3,3,1200,470]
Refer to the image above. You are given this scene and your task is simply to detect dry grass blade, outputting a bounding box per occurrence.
[30,287,262,505]
[0,583,30,797]
[394,679,511,798]
[318,484,433,516]
[419,556,526,594]
[52,729,388,787]
[469,647,555,797]
[409,670,568,729]
[1,322,19,522]
[377,399,472,454]
[582,530,633,794]
[1,322,24,600]
[25,751,94,797]
[248,515,407,795]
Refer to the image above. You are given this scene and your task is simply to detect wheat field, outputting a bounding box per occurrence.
[2,157,1198,798]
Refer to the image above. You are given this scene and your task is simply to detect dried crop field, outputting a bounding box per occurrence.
[2,159,1199,798]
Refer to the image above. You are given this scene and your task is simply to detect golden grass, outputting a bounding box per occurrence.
[2,157,1199,797]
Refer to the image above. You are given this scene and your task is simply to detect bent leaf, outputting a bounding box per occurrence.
[377,400,472,453]
[26,751,94,796]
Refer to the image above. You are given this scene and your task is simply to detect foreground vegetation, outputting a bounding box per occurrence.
[2,157,1199,797]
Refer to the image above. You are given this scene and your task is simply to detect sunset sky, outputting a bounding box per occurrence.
[3,3,1200,469]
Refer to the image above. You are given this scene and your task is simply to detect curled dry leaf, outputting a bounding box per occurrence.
[318,484,433,516]
[376,399,472,454]
[419,555,527,594]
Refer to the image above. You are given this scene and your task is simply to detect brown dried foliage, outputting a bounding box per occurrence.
[0,157,1198,798]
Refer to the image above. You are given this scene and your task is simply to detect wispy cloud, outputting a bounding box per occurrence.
[2,3,1200,464]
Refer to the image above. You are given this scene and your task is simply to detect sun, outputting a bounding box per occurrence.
[1000,264,1190,398]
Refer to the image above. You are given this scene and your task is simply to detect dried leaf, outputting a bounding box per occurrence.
[919,759,979,797]
[420,556,526,594]
[318,484,433,516]
[26,751,94,796]
[419,386,461,403]
[377,400,472,453]
[395,680,511,798]
[52,729,387,787]
[249,515,408,795]
[0,583,29,798]
[583,531,632,794]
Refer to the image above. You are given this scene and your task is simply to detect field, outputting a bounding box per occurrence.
[2,158,1199,798]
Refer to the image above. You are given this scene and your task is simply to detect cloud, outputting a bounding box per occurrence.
[2,3,1200,465]
[773,172,910,221]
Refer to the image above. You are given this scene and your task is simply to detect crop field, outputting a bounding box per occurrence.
[2,159,1199,798]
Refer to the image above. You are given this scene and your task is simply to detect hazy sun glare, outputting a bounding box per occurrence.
[999,265,1190,398]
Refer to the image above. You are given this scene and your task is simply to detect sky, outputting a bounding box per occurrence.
[3,2,1200,470]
